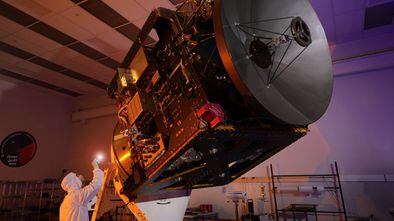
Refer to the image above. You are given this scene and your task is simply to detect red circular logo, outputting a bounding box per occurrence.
[0,131,37,167]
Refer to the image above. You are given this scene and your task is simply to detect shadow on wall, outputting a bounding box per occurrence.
[0,79,16,101]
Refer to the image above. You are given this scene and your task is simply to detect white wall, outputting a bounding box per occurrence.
[68,115,117,178]
[0,79,73,181]
[67,95,117,178]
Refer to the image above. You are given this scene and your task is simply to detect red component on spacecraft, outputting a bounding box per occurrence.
[197,103,226,128]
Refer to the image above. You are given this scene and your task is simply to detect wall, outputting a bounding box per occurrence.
[0,79,73,181]
[68,115,116,177]
[67,95,116,178]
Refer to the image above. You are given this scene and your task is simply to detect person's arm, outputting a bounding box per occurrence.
[78,160,104,205]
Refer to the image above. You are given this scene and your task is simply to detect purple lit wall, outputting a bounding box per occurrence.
[311,0,394,175]
[317,69,394,175]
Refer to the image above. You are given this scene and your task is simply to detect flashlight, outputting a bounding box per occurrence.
[95,154,104,163]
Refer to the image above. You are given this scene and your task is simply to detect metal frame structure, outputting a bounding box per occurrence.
[0,180,64,220]
[270,162,348,221]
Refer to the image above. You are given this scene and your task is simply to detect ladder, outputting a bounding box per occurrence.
[91,166,147,221]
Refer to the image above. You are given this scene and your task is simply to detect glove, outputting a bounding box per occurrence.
[92,159,100,169]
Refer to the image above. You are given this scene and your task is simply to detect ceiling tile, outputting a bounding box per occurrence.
[335,9,365,36]
[83,36,120,55]
[95,29,132,52]
[59,69,90,82]
[0,68,80,97]
[0,1,39,27]
[78,0,129,28]
[133,17,159,41]
[0,29,8,38]
[29,22,77,45]
[4,62,103,95]
[34,69,104,95]
[0,51,26,67]
[32,0,75,13]
[116,23,140,41]
[2,34,48,56]
[7,61,47,77]
[364,1,394,29]
[0,68,33,83]
[0,41,35,59]
[68,42,106,60]
[335,32,364,43]
[3,0,53,19]
[98,57,119,70]
[169,0,186,5]
[109,50,127,63]
[332,0,367,15]
[13,28,63,52]
[61,6,112,36]
[40,47,80,64]
[62,55,114,83]
[103,0,148,22]
[0,72,28,85]
[53,54,85,67]
[41,14,94,41]
[0,16,26,36]
[362,24,394,38]
[135,0,175,11]
[29,57,65,72]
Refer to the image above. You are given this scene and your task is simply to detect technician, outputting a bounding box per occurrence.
[59,159,104,221]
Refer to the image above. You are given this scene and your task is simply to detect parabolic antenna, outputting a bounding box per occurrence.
[214,0,333,125]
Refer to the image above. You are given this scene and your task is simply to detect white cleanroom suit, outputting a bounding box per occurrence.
[59,169,104,221]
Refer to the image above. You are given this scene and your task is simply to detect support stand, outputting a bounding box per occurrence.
[270,162,348,221]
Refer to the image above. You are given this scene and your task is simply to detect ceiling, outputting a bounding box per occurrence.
[0,0,175,97]
[0,0,393,98]
[312,0,394,44]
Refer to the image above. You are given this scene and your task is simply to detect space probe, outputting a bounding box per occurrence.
[93,0,333,220]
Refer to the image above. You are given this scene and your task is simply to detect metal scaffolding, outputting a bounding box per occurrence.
[270,162,348,221]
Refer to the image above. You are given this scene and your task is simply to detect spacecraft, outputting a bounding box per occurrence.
[101,0,333,220]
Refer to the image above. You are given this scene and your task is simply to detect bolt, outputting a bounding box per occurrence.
[209,148,218,155]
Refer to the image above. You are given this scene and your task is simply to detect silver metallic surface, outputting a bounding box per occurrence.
[215,0,333,125]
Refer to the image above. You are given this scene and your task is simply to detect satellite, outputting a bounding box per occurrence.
[101,0,333,220]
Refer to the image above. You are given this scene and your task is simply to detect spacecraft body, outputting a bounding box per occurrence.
[106,0,332,220]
